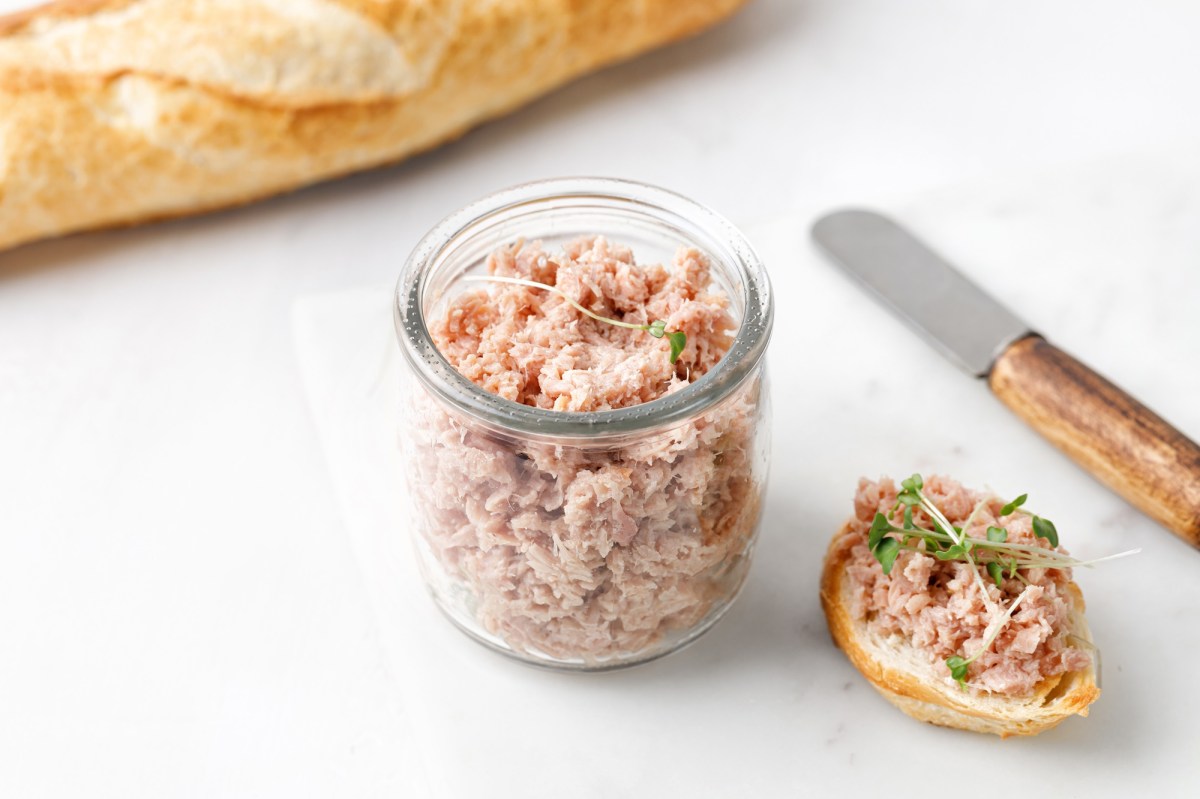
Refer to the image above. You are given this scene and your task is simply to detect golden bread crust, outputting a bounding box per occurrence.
[0,0,751,252]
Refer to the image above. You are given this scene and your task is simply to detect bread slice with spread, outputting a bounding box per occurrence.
[820,474,1104,737]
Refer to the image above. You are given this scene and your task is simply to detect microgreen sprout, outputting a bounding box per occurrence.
[874,537,901,575]
[865,474,1139,690]
[1032,515,1059,548]
[999,494,1027,516]
[985,561,1004,588]
[462,274,688,363]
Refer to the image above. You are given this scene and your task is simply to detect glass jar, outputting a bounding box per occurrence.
[394,177,773,670]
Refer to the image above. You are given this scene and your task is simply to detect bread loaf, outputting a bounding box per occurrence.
[0,0,748,252]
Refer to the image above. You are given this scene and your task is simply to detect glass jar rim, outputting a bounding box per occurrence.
[394,177,773,439]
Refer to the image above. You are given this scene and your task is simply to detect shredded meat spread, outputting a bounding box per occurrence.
[431,236,735,410]
[406,237,761,662]
[836,476,1091,695]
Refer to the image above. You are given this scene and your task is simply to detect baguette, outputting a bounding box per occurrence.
[0,0,749,252]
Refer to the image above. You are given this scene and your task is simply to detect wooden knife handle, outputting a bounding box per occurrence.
[989,335,1200,548]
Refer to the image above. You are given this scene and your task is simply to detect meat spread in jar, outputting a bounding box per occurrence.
[403,235,767,666]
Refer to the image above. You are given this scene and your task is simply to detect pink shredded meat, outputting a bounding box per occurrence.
[406,237,762,662]
[835,475,1092,695]
[431,236,735,410]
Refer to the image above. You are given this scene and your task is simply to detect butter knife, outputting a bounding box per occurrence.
[811,208,1200,548]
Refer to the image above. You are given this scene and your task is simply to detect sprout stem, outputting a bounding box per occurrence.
[462,274,646,329]
[915,489,999,616]
[963,584,1035,669]
[461,274,689,363]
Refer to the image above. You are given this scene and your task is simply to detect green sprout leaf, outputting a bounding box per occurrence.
[873,537,901,575]
[986,526,1008,543]
[902,506,915,530]
[946,655,969,689]
[646,321,686,362]
[987,560,1004,587]
[868,513,891,549]
[1032,516,1059,548]
[666,331,687,364]
[646,322,686,363]
[1000,493,1028,516]
[901,474,924,492]
[935,544,967,561]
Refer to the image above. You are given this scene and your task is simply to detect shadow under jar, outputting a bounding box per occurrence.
[394,178,773,671]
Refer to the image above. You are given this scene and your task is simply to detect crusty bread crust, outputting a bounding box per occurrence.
[0,0,750,253]
[820,522,1100,737]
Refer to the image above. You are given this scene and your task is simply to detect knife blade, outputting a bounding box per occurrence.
[811,209,1031,377]
[812,208,1200,549]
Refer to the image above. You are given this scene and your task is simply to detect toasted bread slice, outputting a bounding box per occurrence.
[820,522,1100,737]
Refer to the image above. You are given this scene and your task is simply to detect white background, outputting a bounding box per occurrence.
[3,1,1200,797]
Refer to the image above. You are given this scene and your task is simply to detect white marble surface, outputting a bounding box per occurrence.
[3,0,1200,796]
[293,149,1200,797]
